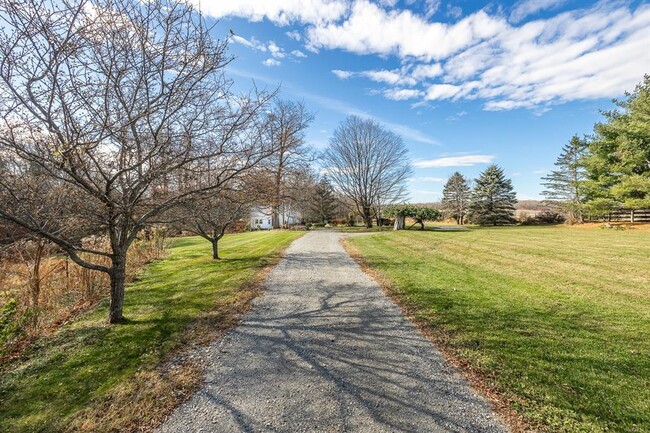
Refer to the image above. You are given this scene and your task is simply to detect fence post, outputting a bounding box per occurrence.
[631,210,635,223]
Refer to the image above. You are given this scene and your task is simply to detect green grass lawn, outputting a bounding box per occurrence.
[347,225,649,433]
[0,231,303,433]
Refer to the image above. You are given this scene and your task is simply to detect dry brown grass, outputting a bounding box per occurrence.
[0,236,168,360]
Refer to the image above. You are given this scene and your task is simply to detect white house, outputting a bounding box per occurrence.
[250,206,300,230]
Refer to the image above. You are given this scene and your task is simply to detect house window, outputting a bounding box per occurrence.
[268,219,271,224]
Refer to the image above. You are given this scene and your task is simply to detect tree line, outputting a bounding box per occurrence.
[541,76,650,223]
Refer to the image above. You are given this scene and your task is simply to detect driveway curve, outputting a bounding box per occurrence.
[159,230,507,433]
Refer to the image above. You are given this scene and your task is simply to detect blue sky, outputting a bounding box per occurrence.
[198,0,649,202]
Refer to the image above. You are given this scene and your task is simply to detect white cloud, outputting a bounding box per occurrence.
[332,69,353,79]
[322,2,650,110]
[291,49,307,58]
[411,63,443,80]
[363,69,417,86]
[414,155,495,168]
[384,88,423,100]
[331,68,417,86]
[230,1,650,112]
[193,0,349,26]
[263,58,281,67]
[232,35,266,51]
[286,30,302,41]
[425,84,461,100]
[510,0,568,23]
[307,1,506,61]
[268,41,286,59]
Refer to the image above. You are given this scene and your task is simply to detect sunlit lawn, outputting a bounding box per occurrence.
[348,225,649,433]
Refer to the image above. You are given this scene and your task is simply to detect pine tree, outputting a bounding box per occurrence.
[442,172,470,224]
[310,176,338,224]
[468,165,517,226]
[541,135,588,223]
[583,76,650,219]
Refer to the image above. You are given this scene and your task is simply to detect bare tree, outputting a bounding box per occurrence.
[178,175,264,259]
[265,99,314,228]
[0,0,273,323]
[323,116,412,228]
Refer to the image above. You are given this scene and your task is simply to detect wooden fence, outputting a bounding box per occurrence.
[588,209,650,223]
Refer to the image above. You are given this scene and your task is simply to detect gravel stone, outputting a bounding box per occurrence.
[159,231,508,433]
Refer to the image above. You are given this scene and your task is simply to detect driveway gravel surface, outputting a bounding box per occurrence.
[159,230,508,433]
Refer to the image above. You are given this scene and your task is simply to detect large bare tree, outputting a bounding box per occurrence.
[323,116,412,228]
[265,99,314,228]
[0,0,273,323]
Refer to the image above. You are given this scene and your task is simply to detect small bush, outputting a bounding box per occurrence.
[520,211,565,225]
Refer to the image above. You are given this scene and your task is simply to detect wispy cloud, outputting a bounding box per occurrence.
[286,30,302,41]
[271,85,440,145]
[510,0,568,23]
[383,88,423,100]
[191,0,348,26]
[331,68,416,86]
[414,155,495,168]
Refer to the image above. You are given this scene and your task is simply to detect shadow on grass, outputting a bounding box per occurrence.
[0,233,302,433]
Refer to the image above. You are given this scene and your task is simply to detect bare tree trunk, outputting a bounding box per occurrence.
[394,215,405,230]
[108,256,127,324]
[271,205,281,229]
[363,208,372,229]
[212,239,220,260]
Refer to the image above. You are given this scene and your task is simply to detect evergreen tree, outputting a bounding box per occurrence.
[310,176,338,224]
[583,75,650,218]
[541,135,589,223]
[442,172,470,224]
[468,165,517,226]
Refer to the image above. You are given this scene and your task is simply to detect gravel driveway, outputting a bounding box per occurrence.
[159,231,507,433]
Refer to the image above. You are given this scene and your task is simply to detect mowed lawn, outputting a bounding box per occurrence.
[0,231,303,433]
[348,225,649,433]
